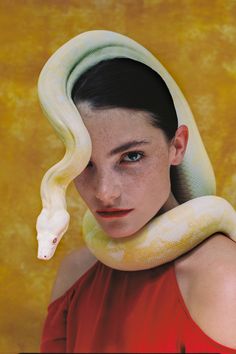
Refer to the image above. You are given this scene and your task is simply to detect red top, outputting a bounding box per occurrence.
[40,260,236,353]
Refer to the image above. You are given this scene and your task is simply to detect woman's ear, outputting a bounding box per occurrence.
[169,124,189,166]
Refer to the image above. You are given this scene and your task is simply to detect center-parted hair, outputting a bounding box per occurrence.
[71,58,178,141]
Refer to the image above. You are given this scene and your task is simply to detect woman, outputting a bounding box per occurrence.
[40,58,236,353]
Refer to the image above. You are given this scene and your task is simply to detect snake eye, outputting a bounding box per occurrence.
[52,237,57,244]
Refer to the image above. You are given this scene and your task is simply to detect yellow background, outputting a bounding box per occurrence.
[0,0,236,352]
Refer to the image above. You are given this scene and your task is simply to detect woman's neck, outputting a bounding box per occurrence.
[156,192,179,217]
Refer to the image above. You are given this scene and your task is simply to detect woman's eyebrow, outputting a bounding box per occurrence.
[108,139,150,157]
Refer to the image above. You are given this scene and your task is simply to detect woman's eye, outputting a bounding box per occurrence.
[85,151,144,169]
[122,151,144,163]
[86,161,93,168]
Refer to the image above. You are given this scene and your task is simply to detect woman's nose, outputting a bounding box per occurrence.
[95,172,121,204]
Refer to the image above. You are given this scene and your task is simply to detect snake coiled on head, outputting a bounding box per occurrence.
[36,30,236,270]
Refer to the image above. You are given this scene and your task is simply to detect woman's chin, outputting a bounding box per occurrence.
[101,225,141,239]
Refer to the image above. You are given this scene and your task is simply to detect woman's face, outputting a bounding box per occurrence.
[74,102,187,238]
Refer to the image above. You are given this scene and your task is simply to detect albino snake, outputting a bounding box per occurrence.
[36,30,236,270]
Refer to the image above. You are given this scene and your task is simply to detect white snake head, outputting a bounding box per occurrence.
[36,208,70,260]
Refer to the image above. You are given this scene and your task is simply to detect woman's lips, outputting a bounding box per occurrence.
[96,209,133,218]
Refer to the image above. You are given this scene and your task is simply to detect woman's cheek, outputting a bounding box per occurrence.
[74,174,89,195]
[122,167,149,194]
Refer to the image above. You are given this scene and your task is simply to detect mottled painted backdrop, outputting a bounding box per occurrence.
[0,0,235,352]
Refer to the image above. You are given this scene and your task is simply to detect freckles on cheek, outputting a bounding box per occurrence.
[74,176,86,193]
[75,170,88,184]
[141,159,168,191]
[125,167,149,191]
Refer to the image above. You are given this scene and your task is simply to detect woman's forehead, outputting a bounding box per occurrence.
[77,101,152,120]
[75,104,168,157]
[77,102,156,132]
[76,102,170,151]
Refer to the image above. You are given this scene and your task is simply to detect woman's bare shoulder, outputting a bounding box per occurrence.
[49,247,97,304]
[176,233,236,272]
[175,233,236,349]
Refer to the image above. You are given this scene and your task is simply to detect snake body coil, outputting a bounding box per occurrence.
[36,30,236,269]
